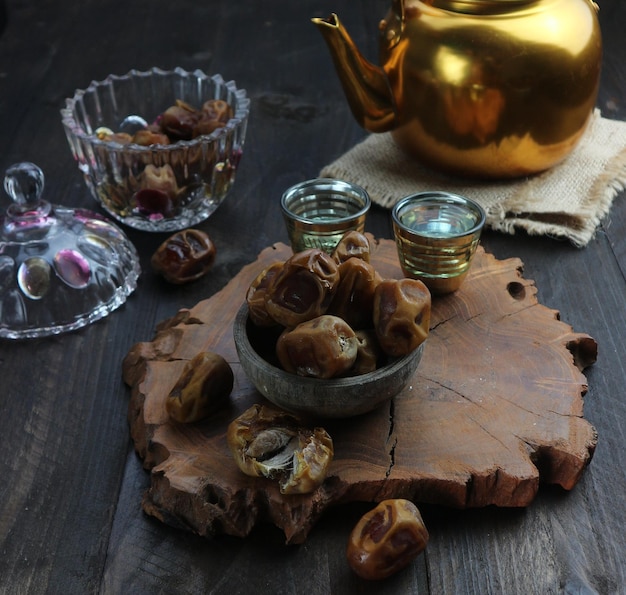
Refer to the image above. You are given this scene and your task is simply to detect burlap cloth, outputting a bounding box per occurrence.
[320,110,626,247]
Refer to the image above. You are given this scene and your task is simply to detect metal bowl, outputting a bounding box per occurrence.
[233,303,424,419]
[61,67,249,232]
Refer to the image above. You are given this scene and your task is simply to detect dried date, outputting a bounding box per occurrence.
[331,230,371,265]
[328,257,382,330]
[132,129,170,146]
[276,315,358,378]
[160,100,200,141]
[347,499,429,580]
[195,99,233,135]
[227,404,334,495]
[246,262,284,327]
[348,330,382,375]
[152,229,216,284]
[373,278,431,357]
[264,249,340,327]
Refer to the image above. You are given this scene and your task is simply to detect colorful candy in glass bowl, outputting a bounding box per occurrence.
[61,67,250,232]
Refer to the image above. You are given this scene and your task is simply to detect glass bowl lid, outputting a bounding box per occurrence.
[0,162,141,339]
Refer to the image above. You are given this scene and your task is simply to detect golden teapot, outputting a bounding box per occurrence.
[313,0,602,178]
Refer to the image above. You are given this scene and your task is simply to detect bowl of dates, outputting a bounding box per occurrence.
[233,241,431,418]
[61,67,249,232]
[233,303,425,418]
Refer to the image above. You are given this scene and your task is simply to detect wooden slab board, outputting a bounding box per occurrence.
[122,240,598,544]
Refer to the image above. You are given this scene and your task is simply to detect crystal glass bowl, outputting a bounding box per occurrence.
[61,67,250,232]
[233,303,425,419]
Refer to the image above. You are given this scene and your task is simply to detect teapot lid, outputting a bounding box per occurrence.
[0,162,141,339]
[431,0,538,15]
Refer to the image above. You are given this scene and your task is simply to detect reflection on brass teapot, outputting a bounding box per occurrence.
[313,0,602,178]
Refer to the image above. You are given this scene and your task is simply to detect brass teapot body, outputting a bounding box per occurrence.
[313,0,602,178]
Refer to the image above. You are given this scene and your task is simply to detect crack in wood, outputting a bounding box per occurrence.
[467,414,516,453]
[430,314,458,331]
[421,376,477,404]
[386,437,397,479]
[386,400,396,477]
[498,301,539,320]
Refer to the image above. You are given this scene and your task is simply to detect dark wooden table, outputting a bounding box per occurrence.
[1,1,625,593]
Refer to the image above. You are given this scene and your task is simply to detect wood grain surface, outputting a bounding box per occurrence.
[123,240,598,544]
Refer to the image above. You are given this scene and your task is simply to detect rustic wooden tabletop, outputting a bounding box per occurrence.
[1,0,625,593]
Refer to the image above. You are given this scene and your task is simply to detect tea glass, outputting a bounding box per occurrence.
[281,178,370,254]
[392,191,486,295]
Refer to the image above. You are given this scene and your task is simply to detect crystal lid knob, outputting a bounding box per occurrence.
[4,162,45,205]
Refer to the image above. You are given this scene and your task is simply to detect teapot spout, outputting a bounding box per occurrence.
[312,13,396,133]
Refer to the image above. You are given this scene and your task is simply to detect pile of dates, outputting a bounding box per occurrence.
[96,98,234,145]
[246,231,431,379]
